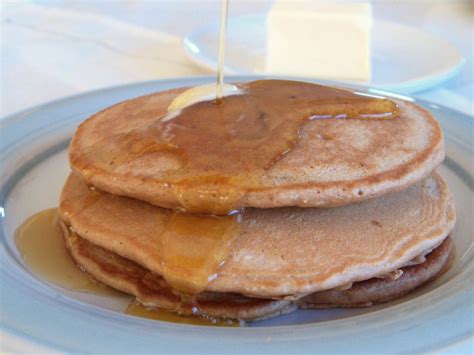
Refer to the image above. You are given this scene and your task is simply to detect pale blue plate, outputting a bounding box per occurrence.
[1,76,472,353]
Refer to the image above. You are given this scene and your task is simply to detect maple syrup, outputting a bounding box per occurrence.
[80,80,399,215]
[125,301,240,327]
[216,0,229,102]
[14,208,122,297]
[159,211,241,294]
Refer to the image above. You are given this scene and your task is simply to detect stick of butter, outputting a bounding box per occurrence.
[266,1,372,82]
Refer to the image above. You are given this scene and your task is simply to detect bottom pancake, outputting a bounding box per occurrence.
[61,225,295,321]
[299,236,454,308]
[62,222,454,322]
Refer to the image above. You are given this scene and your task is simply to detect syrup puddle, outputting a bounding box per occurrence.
[15,208,120,297]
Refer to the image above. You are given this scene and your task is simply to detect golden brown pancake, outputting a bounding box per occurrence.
[59,172,455,298]
[63,228,453,321]
[69,80,444,213]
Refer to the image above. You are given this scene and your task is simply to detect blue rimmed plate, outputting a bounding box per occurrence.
[1,76,472,353]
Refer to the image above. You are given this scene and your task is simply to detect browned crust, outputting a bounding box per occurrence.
[64,226,454,321]
[298,236,454,309]
[69,86,444,211]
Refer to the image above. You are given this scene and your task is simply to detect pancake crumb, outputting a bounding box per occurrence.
[371,220,383,228]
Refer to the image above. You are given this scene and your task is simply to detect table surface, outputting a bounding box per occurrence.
[1,0,473,118]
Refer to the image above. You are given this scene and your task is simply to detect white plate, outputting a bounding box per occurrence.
[184,16,465,93]
[1,76,473,353]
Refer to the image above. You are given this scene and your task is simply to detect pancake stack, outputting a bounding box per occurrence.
[59,80,455,322]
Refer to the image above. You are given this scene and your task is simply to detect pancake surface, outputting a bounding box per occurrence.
[63,228,453,321]
[60,172,455,297]
[69,80,444,212]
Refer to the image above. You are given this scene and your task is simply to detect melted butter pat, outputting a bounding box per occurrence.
[14,208,124,297]
[165,83,242,118]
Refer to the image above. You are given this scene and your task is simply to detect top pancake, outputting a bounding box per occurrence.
[60,172,455,298]
[69,80,444,212]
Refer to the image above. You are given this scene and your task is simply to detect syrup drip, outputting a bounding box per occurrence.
[159,211,241,294]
